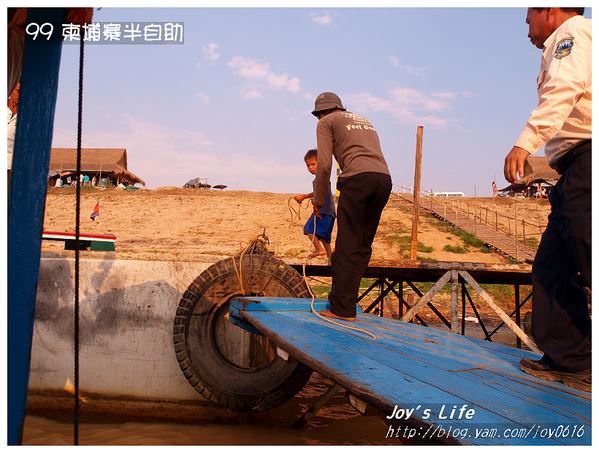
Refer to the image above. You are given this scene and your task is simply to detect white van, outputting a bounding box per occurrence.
[433,191,465,197]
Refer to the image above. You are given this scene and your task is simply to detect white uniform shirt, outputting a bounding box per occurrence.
[515,15,592,166]
[7,107,17,170]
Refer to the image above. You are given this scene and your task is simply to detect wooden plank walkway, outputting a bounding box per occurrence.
[230,297,591,446]
[397,194,537,263]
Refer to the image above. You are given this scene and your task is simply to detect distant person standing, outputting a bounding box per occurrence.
[503,8,591,391]
[491,180,497,197]
[311,92,392,321]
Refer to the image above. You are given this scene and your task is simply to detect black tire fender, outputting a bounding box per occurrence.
[173,253,313,412]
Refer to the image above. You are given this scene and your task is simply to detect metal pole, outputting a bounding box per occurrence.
[410,126,424,260]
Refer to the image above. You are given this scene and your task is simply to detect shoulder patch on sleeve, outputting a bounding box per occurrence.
[554,36,574,59]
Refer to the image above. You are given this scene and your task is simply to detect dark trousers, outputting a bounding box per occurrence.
[329,172,392,317]
[532,141,591,372]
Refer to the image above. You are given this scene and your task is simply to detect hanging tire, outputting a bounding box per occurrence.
[173,253,313,412]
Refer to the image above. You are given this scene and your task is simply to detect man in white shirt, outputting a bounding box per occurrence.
[504,8,591,392]
[7,82,20,181]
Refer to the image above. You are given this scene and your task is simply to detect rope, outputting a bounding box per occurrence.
[302,208,377,340]
[231,245,250,295]
[73,37,85,446]
[231,231,270,295]
[303,262,377,340]
[287,196,311,227]
[232,212,377,339]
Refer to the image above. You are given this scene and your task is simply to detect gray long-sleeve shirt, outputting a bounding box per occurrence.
[313,110,390,206]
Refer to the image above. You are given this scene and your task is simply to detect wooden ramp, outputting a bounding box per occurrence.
[397,194,537,262]
[230,297,590,446]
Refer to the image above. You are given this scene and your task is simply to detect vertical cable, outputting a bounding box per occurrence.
[74,37,85,446]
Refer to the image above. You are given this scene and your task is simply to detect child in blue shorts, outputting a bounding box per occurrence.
[294,149,336,260]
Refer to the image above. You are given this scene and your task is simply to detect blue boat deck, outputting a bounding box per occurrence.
[229,297,591,446]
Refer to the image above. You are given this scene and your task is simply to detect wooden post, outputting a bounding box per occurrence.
[515,284,522,349]
[402,271,452,323]
[458,271,541,354]
[461,283,467,336]
[399,281,404,319]
[514,204,519,259]
[450,270,459,334]
[410,126,424,260]
[495,208,498,231]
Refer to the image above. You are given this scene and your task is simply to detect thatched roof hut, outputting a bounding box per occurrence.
[49,148,145,185]
[498,156,559,197]
[519,156,559,186]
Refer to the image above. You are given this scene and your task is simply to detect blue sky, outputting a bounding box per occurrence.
[50,6,592,195]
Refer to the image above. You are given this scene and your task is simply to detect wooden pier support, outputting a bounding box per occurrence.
[410,126,424,260]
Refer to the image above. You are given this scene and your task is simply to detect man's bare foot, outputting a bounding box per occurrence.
[319,309,356,322]
[308,251,326,259]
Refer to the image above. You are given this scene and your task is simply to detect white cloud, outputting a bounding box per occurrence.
[241,88,263,100]
[266,73,300,93]
[228,57,269,79]
[310,13,332,26]
[388,55,428,78]
[432,91,458,100]
[201,42,220,61]
[346,86,464,129]
[389,87,449,112]
[388,55,401,68]
[195,92,210,105]
[228,56,301,94]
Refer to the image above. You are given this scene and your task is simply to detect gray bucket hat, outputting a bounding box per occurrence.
[311,92,346,117]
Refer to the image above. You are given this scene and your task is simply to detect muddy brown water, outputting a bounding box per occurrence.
[23,374,399,446]
[22,321,522,445]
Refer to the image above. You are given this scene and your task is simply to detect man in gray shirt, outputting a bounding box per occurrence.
[311,92,392,321]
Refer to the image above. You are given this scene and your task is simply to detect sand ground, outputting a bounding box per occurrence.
[43,187,547,265]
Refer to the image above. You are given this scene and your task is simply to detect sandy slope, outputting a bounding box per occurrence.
[42,187,530,265]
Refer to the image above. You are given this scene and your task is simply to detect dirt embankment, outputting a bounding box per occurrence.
[44,187,539,266]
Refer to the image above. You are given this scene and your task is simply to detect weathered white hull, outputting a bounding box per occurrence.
[31,257,213,401]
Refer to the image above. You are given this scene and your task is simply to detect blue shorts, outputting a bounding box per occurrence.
[303,213,335,243]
